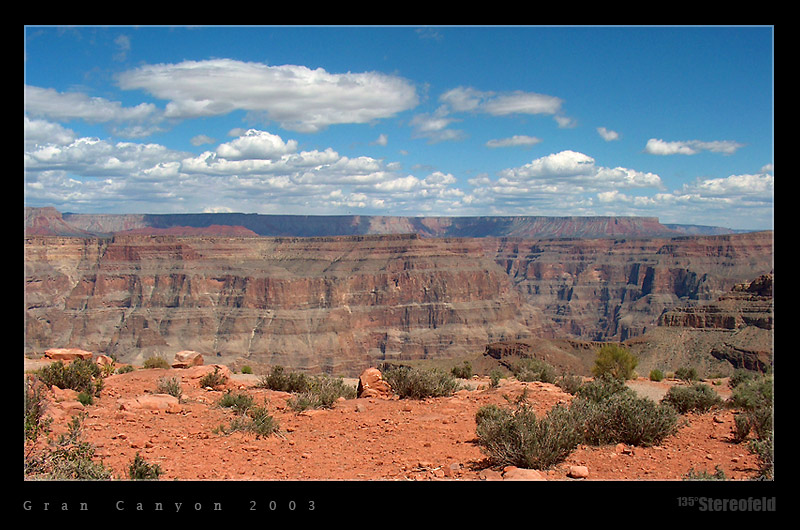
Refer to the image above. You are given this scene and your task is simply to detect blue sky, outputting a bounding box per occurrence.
[24,26,774,229]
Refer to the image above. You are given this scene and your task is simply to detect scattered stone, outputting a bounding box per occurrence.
[356,368,393,399]
[172,350,204,369]
[44,348,93,361]
[503,466,546,481]
[95,354,114,367]
[118,394,182,414]
[51,386,79,402]
[478,469,504,481]
[568,465,590,479]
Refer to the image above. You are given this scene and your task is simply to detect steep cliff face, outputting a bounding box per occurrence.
[24,231,773,376]
[24,234,546,375]
[626,273,774,375]
[493,232,773,341]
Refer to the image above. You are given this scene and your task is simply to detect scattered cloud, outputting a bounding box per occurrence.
[597,127,620,141]
[486,135,542,148]
[115,59,419,133]
[644,138,745,156]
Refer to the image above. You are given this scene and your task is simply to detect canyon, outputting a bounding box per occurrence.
[24,208,773,377]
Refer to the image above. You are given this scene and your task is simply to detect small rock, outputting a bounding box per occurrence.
[172,350,204,369]
[478,469,504,481]
[568,465,590,479]
[502,466,546,481]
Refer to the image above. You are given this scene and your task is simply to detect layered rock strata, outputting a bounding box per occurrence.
[24,231,773,376]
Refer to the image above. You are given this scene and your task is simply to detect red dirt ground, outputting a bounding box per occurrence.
[25,361,764,483]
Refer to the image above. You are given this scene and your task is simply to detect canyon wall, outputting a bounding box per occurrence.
[24,228,773,376]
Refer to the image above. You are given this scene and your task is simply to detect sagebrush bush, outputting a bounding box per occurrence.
[675,366,699,382]
[217,401,279,439]
[25,414,111,480]
[218,390,254,415]
[142,356,170,370]
[591,344,638,381]
[475,403,582,470]
[661,383,722,414]
[156,377,183,401]
[570,392,678,447]
[256,365,311,393]
[728,374,773,411]
[199,366,228,389]
[649,369,664,382]
[128,452,162,480]
[117,365,135,374]
[508,357,557,384]
[451,361,473,379]
[381,365,462,399]
[241,365,253,374]
[555,372,583,395]
[489,369,503,388]
[575,374,633,402]
[287,374,356,411]
[24,377,51,442]
[35,359,102,396]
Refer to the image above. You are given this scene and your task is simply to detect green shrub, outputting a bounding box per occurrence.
[116,365,135,374]
[451,361,472,379]
[142,356,170,370]
[381,365,462,399]
[649,369,664,382]
[489,369,503,388]
[749,432,774,480]
[24,377,51,442]
[156,377,183,401]
[728,374,773,411]
[575,374,634,402]
[241,365,253,374]
[591,344,638,381]
[570,392,678,447]
[199,366,228,389]
[509,357,557,384]
[128,452,162,480]
[35,359,102,396]
[218,390,255,415]
[217,401,279,439]
[684,466,728,481]
[729,368,761,388]
[674,366,699,382]
[661,383,722,414]
[287,374,356,411]
[77,391,94,406]
[25,414,111,480]
[475,403,582,470]
[256,365,311,393]
[555,372,583,395]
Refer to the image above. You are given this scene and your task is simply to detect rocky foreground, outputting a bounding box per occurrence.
[25,358,763,482]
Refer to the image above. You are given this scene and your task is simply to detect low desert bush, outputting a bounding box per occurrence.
[575,374,634,402]
[381,365,462,399]
[591,344,638,381]
[570,392,679,447]
[24,414,111,480]
[35,359,103,396]
[128,452,162,480]
[451,361,473,379]
[661,383,722,414]
[142,356,170,370]
[199,366,228,389]
[218,390,255,415]
[156,376,183,401]
[24,377,51,442]
[256,365,311,393]
[287,374,356,412]
[475,403,582,470]
[728,373,773,411]
[674,366,699,382]
[489,368,504,388]
[684,466,728,481]
[117,365,135,374]
[649,369,664,382]
[508,357,557,384]
[216,401,279,439]
[555,372,583,395]
[241,365,253,374]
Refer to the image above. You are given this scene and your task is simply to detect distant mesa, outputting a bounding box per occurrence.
[24,207,748,239]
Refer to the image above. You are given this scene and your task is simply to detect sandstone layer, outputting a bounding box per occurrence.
[25,229,773,376]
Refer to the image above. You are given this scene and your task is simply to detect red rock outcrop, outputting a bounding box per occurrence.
[24,231,772,376]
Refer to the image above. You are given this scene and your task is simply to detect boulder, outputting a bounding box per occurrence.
[568,465,590,479]
[356,368,393,399]
[44,348,93,361]
[172,350,204,368]
[95,354,114,367]
[117,394,182,414]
